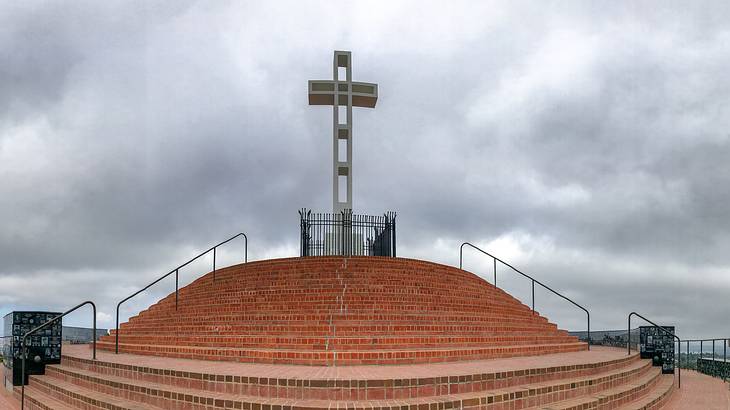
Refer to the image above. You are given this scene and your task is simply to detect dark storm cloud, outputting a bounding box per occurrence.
[1,1,729,337]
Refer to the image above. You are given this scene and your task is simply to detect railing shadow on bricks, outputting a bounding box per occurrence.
[628,312,681,388]
[20,301,97,410]
[681,338,730,381]
[459,242,591,349]
[299,209,396,257]
[115,232,248,354]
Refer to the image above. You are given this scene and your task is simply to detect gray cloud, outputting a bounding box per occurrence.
[2,1,730,339]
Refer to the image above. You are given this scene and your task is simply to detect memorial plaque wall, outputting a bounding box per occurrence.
[639,325,675,374]
[2,311,62,386]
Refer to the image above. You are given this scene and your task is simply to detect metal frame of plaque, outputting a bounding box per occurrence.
[639,325,675,374]
[3,311,62,386]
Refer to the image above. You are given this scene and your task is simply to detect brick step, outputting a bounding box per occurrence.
[202,276,491,286]
[124,310,554,322]
[110,324,564,340]
[138,299,539,313]
[60,350,640,401]
[97,341,588,365]
[111,324,561,338]
[120,318,558,331]
[152,280,515,292]
[114,321,561,334]
[152,285,516,294]
[121,315,556,330]
[524,368,664,410]
[174,288,511,300]
[137,308,541,322]
[140,302,537,318]
[129,309,545,325]
[12,385,75,410]
[106,334,578,350]
[149,286,521,301]
[39,356,656,409]
[109,324,569,337]
[26,375,157,410]
[120,315,557,326]
[179,270,486,285]
[161,280,514,292]
[615,374,675,410]
[136,295,532,315]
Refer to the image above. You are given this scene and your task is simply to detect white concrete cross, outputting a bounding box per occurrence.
[308,50,378,213]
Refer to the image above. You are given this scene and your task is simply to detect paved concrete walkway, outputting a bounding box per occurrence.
[0,387,19,409]
[663,369,730,409]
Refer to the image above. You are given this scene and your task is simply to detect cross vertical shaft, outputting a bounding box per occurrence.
[308,50,378,214]
[333,51,352,213]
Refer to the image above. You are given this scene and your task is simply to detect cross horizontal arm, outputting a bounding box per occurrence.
[308,80,378,108]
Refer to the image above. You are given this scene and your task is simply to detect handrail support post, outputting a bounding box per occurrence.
[175,269,179,310]
[493,258,497,287]
[531,280,535,314]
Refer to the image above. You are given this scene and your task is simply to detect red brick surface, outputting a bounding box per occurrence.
[6,256,705,408]
[662,369,730,410]
[99,257,587,365]
[10,345,685,409]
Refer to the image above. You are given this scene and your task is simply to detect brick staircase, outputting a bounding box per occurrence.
[98,256,586,365]
[12,256,678,409]
[15,344,676,409]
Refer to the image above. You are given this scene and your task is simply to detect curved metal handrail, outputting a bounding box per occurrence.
[115,232,247,354]
[20,301,97,410]
[459,242,591,348]
[628,311,681,388]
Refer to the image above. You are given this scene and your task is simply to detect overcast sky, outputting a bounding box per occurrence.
[2,1,730,339]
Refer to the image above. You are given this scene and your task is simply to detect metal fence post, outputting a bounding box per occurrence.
[391,216,396,257]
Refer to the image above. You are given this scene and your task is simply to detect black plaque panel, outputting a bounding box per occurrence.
[639,325,675,374]
[3,311,62,386]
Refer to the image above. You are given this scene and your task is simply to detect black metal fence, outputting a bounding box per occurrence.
[299,209,396,257]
